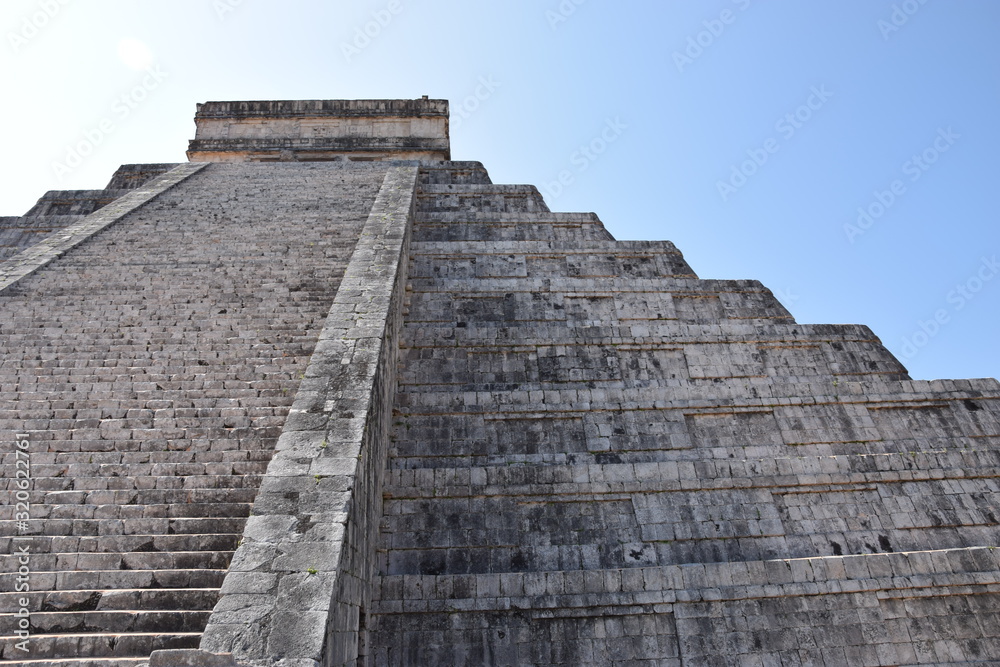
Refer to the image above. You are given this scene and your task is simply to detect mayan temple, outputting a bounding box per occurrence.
[2,98,1000,666]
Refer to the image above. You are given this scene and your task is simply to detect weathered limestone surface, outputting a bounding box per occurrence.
[188,99,449,163]
[4,99,1000,667]
[368,161,1000,665]
[0,162,389,665]
[0,164,179,261]
[189,165,418,667]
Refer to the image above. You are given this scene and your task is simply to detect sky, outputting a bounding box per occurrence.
[1,0,998,382]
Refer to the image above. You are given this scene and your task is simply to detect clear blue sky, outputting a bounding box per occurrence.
[2,0,998,381]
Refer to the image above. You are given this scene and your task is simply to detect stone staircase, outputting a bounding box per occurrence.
[0,164,176,261]
[0,162,389,665]
[3,153,999,665]
[369,162,1000,665]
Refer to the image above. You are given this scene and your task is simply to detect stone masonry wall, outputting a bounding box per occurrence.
[369,162,1000,666]
[186,165,418,667]
[0,162,388,666]
[4,127,1000,666]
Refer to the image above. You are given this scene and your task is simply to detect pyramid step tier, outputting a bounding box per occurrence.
[371,547,1000,666]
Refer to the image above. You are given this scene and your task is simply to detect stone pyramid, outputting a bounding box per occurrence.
[2,99,999,666]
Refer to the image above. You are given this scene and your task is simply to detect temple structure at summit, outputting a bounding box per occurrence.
[2,98,1000,666]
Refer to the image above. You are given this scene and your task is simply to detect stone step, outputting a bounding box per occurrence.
[0,533,240,556]
[0,588,218,613]
[386,439,1000,469]
[3,438,274,458]
[381,456,1000,500]
[378,450,1000,573]
[18,462,268,478]
[386,438,999,468]
[412,212,614,242]
[103,163,179,190]
[5,660,151,667]
[1,653,149,667]
[0,502,251,521]
[0,631,200,661]
[407,274,777,295]
[418,162,492,185]
[371,548,1000,664]
[404,280,792,326]
[0,516,247,536]
[390,419,996,466]
[409,240,692,266]
[389,415,999,461]
[0,215,88,261]
[0,568,227,592]
[394,339,905,388]
[0,450,273,466]
[380,511,999,576]
[393,332,906,381]
[0,549,233,574]
[3,659,150,667]
[389,392,1000,465]
[408,243,695,280]
[0,411,291,430]
[412,222,613,243]
[393,375,904,399]
[409,238,688,252]
[371,606,680,666]
[402,318,881,342]
[416,184,549,214]
[394,372,999,407]
[411,239,685,254]
[398,321,891,347]
[0,609,210,635]
[397,326,903,379]
[3,475,264,494]
[22,189,131,218]
[416,211,605,224]
[0,220,82,241]
[0,488,258,507]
